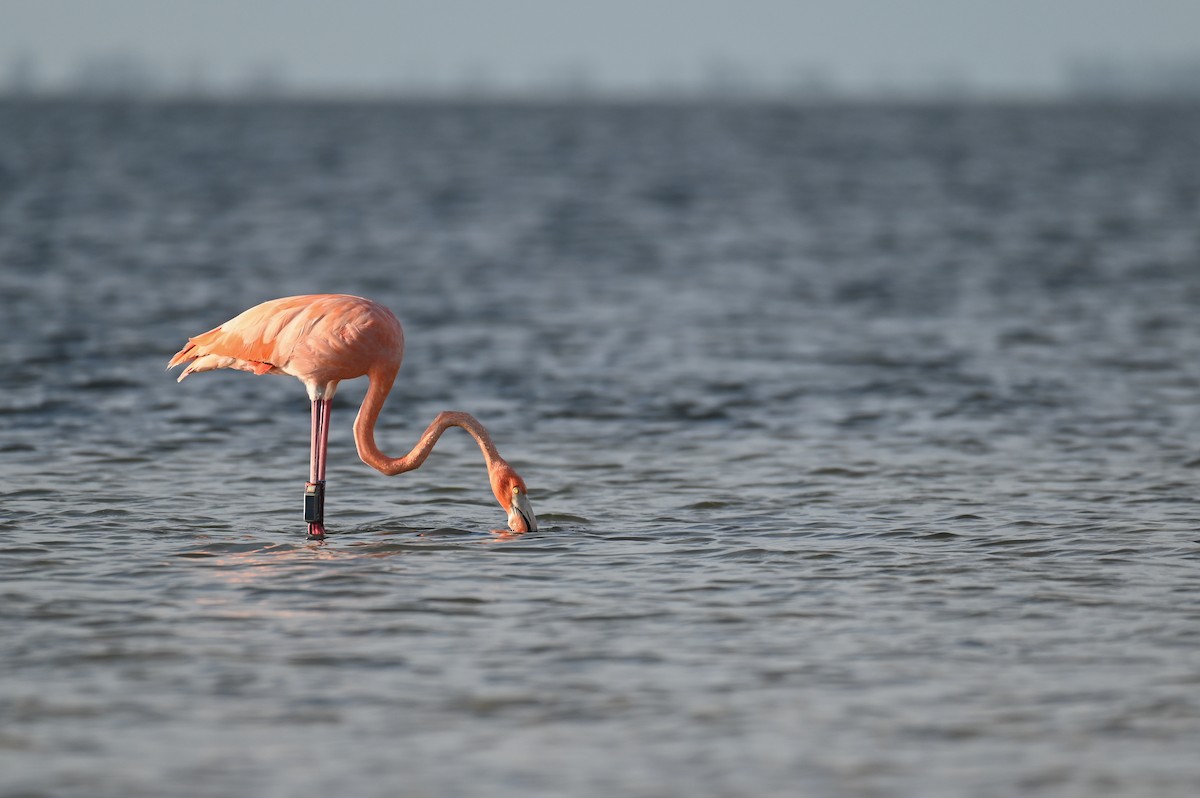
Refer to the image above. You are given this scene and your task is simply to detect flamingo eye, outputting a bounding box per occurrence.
[512,485,521,495]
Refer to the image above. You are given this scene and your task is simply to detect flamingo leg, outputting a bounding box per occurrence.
[305,398,331,538]
[317,397,332,482]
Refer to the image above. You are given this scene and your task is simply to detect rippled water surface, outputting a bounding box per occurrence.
[3,99,1200,797]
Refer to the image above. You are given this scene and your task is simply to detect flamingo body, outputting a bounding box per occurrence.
[168,294,536,537]
[169,294,403,400]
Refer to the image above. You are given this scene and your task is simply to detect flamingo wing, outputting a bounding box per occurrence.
[168,295,332,381]
[168,294,396,385]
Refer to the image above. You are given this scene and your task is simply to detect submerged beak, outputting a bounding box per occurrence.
[508,490,538,534]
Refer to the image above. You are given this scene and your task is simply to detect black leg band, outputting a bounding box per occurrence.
[304,481,325,524]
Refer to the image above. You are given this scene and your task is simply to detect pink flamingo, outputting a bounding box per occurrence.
[167,294,537,538]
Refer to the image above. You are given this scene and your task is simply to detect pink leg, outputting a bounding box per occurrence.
[309,398,322,483]
[317,397,332,483]
[305,398,330,538]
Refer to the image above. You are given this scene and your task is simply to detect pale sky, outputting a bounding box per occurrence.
[3,0,1199,95]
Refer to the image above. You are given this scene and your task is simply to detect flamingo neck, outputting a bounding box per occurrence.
[353,370,504,476]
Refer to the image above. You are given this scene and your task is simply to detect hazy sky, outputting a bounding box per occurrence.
[4,0,1199,94]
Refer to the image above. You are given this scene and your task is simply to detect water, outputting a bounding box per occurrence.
[2,99,1200,797]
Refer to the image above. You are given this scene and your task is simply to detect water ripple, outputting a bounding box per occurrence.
[3,100,1200,798]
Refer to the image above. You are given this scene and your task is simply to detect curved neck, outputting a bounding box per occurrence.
[353,369,503,477]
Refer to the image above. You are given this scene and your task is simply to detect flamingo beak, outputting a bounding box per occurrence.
[508,490,538,533]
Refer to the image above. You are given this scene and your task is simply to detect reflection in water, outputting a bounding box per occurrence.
[190,527,527,584]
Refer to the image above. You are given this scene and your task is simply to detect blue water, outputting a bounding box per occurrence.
[2,99,1200,797]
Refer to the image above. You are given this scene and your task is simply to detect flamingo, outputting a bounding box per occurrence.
[167,294,537,538]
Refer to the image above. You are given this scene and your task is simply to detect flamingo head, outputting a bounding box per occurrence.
[491,461,537,534]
